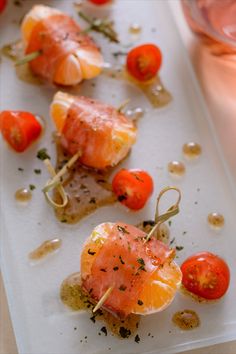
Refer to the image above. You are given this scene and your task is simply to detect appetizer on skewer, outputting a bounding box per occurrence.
[50,92,137,169]
[40,92,137,214]
[62,187,182,322]
[21,5,103,85]
[81,221,182,318]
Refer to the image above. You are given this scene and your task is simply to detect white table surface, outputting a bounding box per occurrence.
[1,1,236,353]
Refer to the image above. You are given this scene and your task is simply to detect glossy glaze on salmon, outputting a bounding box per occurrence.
[50,92,137,169]
[21,5,103,85]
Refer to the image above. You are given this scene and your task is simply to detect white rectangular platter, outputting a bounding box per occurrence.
[1,1,236,354]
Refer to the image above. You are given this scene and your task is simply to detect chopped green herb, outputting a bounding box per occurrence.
[119,284,127,291]
[119,255,125,265]
[168,220,172,227]
[18,167,24,172]
[137,258,146,271]
[100,326,107,336]
[112,51,127,58]
[170,237,175,245]
[88,249,96,256]
[29,184,36,191]
[34,169,41,174]
[137,300,143,306]
[78,11,119,43]
[176,246,184,251]
[137,258,145,265]
[37,148,50,161]
[135,334,140,343]
[113,266,119,271]
[117,225,129,234]
[90,315,96,323]
[119,327,131,338]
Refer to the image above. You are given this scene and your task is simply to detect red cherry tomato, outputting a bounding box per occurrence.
[0,0,7,13]
[88,0,111,5]
[0,111,42,152]
[112,169,153,210]
[181,252,230,300]
[126,44,162,82]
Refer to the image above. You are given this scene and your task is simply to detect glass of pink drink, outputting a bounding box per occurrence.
[182,0,236,180]
[182,0,236,53]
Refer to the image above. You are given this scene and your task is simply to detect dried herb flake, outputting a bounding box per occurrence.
[119,327,131,338]
[37,148,50,161]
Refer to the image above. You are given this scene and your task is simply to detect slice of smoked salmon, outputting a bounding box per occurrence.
[81,222,177,318]
[57,95,137,169]
[25,12,102,83]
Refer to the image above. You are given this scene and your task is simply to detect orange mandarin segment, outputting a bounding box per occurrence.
[21,5,61,44]
[132,262,182,315]
[53,54,83,86]
[50,92,74,132]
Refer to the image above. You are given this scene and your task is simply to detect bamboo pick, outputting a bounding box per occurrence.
[145,187,181,242]
[93,286,114,313]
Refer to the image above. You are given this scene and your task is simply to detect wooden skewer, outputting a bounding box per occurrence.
[117,98,131,113]
[42,150,82,209]
[43,159,68,208]
[145,186,181,243]
[43,150,81,193]
[93,286,114,313]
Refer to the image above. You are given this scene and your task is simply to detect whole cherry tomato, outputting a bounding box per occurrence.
[181,252,230,300]
[126,44,162,82]
[0,111,42,152]
[112,168,153,210]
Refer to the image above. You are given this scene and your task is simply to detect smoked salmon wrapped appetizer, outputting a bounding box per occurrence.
[21,5,103,85]
[50,92,137,169]
[81,222,182,318]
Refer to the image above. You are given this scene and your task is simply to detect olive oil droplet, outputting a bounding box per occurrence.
[183,142,202,160]
[172,309,200,330]
[29,238,62,260]
[168,161,186,177]
[207,212,225,229]
[15,188,32,203]
[129,23,142,34]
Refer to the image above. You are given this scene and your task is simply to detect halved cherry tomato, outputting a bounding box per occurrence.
[112,169,153,210]
[181,252,230,300]
[88,0,111,5]
[126,44,162,82]
[0,0,7,13]
[0,111,42,152]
